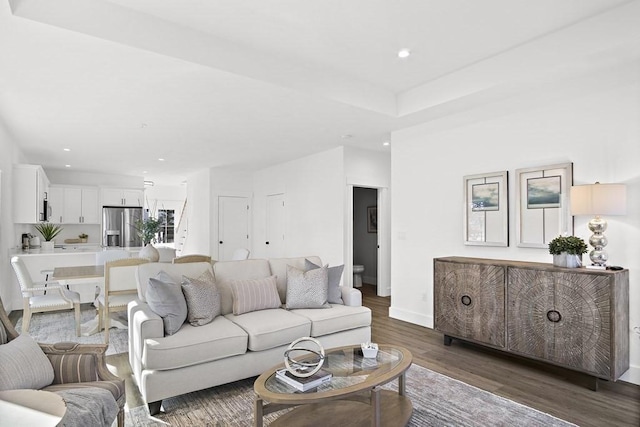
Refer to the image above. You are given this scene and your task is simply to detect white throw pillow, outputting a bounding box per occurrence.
[0,335,54,391]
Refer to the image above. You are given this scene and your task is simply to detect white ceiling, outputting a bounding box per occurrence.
[0,0,637,185]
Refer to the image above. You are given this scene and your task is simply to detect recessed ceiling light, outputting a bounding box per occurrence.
[397,49,411,59]
[158,158,165,161]
[63,148,71,152]
[142,170,148,174]
[383,141,390,146]
[65,164,71,168]
[341,134,353,139]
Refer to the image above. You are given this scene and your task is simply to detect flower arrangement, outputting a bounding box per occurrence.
[34,222,63,242]
[548,235,588,255]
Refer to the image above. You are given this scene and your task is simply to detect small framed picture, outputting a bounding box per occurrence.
[367,206,377,233]
[516,162,573,248]
[463,171,508,247]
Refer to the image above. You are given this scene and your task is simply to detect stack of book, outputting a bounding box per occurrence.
[275,368,332,392]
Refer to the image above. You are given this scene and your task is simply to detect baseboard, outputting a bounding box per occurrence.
[619,365,640,386]
[388,306,432,328]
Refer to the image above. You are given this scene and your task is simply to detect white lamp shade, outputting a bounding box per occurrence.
[570,183,627,216]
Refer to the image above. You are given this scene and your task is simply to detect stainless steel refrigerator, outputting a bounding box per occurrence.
[102,206,143,247]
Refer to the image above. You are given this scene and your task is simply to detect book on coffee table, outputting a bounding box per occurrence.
[275,368,332,392]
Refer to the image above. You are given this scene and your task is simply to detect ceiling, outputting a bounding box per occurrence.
[0,0,636,185]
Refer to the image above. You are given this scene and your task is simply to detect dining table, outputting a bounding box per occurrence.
[51,265,126,336]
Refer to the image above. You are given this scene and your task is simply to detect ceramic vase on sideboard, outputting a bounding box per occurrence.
[553,253,582,268]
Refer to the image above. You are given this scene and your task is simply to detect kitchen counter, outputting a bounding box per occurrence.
[10,246,143,256]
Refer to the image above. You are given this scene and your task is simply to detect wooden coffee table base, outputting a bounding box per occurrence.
[260,390,413,427]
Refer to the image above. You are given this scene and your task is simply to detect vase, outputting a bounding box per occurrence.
[41,241,55,252]
[553,253,582,268]
[139,243,159,262]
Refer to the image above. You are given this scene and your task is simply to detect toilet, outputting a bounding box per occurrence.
[353,265,365,288]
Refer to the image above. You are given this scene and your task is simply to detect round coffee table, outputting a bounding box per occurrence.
[254,344,413,427]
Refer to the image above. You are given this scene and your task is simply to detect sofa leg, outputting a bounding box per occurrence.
[148,400,162,415]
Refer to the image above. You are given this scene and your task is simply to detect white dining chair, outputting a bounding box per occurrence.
[231,248,250,260]
[97,257,149,344]
[11,256,81,336]
[172,254,212,264]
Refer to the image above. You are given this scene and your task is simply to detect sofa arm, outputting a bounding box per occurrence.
[341,286,362,306]
[128,299,163,368]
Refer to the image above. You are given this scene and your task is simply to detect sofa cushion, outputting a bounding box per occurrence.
[136,262,213,303]
[147,271,188,335]
[142,316,248,371]
[213,259,273,315]
[225,308,311,352]
[285,265,330,309]
[305,259,344,304]
[230,275,281,315]
[0,334,54,391]
[291,304,372,337]
[181,270,220,326]
[268,256,322,303]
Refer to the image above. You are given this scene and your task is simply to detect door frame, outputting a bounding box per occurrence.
[215,193,252,260]
[345,179,390,297]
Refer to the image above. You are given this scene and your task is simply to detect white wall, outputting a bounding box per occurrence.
[0,120,28,310]
[183,168,212,256]
[391,62,640,376]
[253,147,345,266]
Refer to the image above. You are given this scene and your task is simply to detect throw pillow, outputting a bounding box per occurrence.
[305,259,344,304]
[147,271,188,335]
[0,334,54,391]
[181,270,220,326]
[230,275,281,315]
[286,265,331,309]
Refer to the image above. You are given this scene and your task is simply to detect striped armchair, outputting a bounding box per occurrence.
[0,296,125,427]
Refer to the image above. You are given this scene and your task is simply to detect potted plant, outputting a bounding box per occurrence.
[548,235,588,268]
[34,222,63,251]
[135,217,162,245]
[79,233,88,243]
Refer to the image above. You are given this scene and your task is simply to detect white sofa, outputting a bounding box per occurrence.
[128,256,371,413]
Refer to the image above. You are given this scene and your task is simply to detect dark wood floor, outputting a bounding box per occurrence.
[13,286,639,425]
[360,284,640,427]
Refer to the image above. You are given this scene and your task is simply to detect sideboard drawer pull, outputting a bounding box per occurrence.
[546,310,562,323]
[461,295,472,306]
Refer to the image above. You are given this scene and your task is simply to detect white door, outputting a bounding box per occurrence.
[266,194,285,258]
[218,196,250,261]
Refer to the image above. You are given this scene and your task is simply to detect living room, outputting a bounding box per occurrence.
[1,1,639,426]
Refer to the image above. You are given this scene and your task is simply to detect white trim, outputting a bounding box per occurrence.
[389,306,432,328]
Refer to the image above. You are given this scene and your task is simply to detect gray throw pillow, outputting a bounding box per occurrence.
[0,334,54,391]
[181,270,220,326]
[305,259,344,304]
[147,271,188,335]
[286,265,331,309]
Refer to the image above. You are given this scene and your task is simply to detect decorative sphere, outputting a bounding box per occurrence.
[589,235,607,248]
[283,337,325,378]
[590,249,608,265]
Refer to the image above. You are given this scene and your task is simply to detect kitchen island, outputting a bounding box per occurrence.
[9,246,141,303]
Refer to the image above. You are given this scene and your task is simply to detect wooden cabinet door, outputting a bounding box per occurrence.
[122,190,143,206]
[507,268,611,377]
[63,187,83,223]
[434,260,505,348]
[81,188,99,223]
[48,187,64,224]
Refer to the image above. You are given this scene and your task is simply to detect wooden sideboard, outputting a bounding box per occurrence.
[434,257,629,389]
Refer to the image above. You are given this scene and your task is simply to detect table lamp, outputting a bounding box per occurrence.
[570,182,627,268]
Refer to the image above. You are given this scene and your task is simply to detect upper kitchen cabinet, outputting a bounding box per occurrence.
[102,188,144,207]
[13,164,49,223]
[49,185,99,224]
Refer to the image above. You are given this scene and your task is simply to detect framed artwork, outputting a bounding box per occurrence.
[516,162,573,248]
[463,171,508,246]
[367,206,377,233]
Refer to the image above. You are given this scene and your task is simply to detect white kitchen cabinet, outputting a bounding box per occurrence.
[13,164,49,223]
[49,185,100,224]
[102,188,144,207]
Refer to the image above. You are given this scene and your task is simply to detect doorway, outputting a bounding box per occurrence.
[353,187,378,291]
[218,196,250,261]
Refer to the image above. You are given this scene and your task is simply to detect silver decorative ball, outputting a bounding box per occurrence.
[283,337,325,378]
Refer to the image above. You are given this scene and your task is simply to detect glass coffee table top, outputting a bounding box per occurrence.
[264,345,408,395]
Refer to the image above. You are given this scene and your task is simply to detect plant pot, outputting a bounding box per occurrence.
[80,238,88,243]
[553,253,582,268]
[41,241,55,252]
